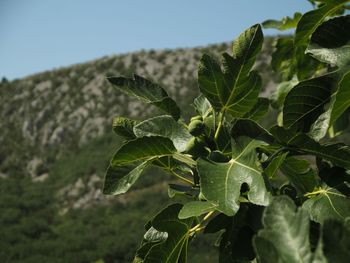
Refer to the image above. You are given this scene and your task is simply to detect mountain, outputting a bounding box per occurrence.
[0,38,276,263]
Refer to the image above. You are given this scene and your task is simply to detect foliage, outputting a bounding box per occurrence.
[104,1,350,262]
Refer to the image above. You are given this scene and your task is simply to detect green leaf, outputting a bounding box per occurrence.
[144,227,168,243]
[303,187,350,223]
[103,136,176,195]
[217,204,260,262]
[104,161,150,195]
[254,196,326,263]
[270,78,298,109]
[264,152,289,179]
[318,165,350,195]
[193,94,212,118]
[231,119,274,144]
[307,44,350,69]
[310,71,350,140]
[142,204,194,263]
[292,1,348,80]
[243,97,269,121]
[271,126,350,169]
[107,74,181,120]
[168,184,198,198]
[172,153,197,168]
[198,24,263,116]
[307,15,350,68]
[112,116,139,140]
[133,115,193,152]
[133,242,157,263]
[110,136,176,166]
[311,15,350,49]
[271,37,295,80]
[197,137,270,216]
[294,0,349,60]
[322,218,350,262]
[283,73,337,132]
[280,157,318,194]
[204,213,231,234]
[178,201,217,219]
[262,12,302,30]
[329,109,350,137]
[215,124,232,154]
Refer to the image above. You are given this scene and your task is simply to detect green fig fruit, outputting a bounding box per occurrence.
[188,120,205,136]
[209,150,230,163]
[185,137,209,159]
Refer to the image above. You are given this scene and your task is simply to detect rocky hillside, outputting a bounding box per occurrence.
[0,38,277,263]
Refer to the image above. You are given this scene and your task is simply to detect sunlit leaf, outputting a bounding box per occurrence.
[193,94,212,118]
[112,116,139,140]
[198,24,263,116]
[103,136,176,195]
[197,137,270,216]
[133,115,192,152]
[262,12,302,31]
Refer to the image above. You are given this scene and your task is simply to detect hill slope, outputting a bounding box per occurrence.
[0,39,276,262]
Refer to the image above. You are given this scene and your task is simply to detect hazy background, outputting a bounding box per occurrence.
[1,0,311,80]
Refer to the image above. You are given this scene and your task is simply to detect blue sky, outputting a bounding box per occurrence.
[0,0,312,80]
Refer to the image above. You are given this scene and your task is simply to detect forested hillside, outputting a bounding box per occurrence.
[0,38,275,262]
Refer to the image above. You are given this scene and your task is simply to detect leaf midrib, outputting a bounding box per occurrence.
[223,26,259,110]
[285,96,329,128]
[223,140,260,210]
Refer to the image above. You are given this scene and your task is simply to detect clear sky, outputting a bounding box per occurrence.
[0,0,312,80]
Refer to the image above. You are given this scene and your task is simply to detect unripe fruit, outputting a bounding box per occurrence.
[209,150,230,163]
[188,120,205,136]
[185,137,209,159]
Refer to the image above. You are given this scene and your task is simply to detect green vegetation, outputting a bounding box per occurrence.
[104,1,350,262]
[2,1,350,262]
[0,131,218,262]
